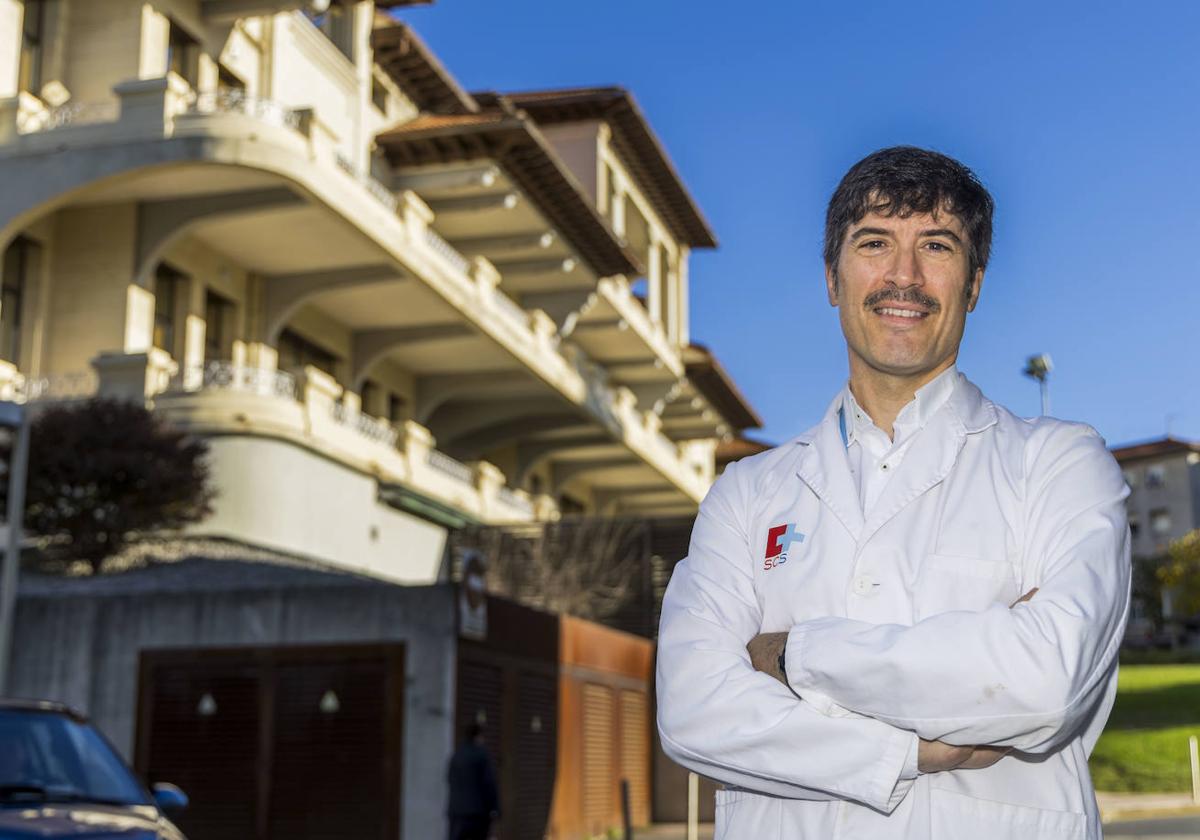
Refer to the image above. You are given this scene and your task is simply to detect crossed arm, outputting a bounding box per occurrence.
[656,425,1130,812]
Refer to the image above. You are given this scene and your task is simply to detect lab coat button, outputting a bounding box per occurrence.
[852,575,879,597]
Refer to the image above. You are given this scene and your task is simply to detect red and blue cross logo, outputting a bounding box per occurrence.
[764,523,804,570]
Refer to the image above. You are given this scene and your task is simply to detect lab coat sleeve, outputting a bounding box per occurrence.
[784,424,1131,753]
[657,459,919,813]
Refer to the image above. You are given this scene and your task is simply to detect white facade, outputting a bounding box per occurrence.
[0,0,748,580]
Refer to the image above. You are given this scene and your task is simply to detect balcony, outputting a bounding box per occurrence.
[0,74,712,516]
[152,359,542,525]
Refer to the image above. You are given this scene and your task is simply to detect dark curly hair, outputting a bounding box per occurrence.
[824,147,994,285]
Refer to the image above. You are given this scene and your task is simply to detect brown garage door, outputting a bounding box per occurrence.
[619,689,650,827]
[581,683,615,836]
[137,645,404,840]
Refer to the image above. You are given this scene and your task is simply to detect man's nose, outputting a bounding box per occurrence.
[884,244,924,288]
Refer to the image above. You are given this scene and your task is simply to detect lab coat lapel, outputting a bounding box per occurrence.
[858,374,998,546]
[794,401,866,539]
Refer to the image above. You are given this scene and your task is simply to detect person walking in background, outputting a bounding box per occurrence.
[447,722,500,840]
[656,146,1130,838]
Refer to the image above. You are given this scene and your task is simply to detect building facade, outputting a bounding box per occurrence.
[0,0,757,583]
[0,2,760,837]
[1112,436,1200,629]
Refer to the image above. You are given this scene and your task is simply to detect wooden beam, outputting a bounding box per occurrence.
[448,230,557,257]
[394,164,501,195]
[426,192,519,215]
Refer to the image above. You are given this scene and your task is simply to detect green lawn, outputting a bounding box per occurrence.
[1089,664,1200,792]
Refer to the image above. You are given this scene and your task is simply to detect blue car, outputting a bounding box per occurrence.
[0,699,189,840]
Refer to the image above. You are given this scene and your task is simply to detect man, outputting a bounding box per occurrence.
[656,146,1129,839]
[446,722,499,840]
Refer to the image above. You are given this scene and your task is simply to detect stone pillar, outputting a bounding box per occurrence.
[0,1,21,99]
[402,419,435,470]
[92,349,178,400]
[470,255,500,296]
[399,190,433,245]
[113,74,190,135]
[647,238,664,325]
[472,460,506,519]
[0,359,19,401]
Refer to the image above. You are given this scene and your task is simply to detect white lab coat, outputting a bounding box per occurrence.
[657,373,1130,839]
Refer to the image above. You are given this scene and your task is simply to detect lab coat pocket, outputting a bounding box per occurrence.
[916,553,1019,618]
[714,789,774,839]
[929,786,1085,839]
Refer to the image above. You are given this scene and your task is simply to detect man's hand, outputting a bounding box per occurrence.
[917,739,973,773]
[746,632,789,685]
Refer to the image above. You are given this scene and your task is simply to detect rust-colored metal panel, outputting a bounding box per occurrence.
[619,689,651,827]
[560,615,653,678]
[581,683,615,837]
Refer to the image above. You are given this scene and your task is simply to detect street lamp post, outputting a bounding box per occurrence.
[0,400,30,696]
[1022,353,1053,416]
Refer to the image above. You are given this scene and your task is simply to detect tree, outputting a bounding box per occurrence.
[17,398,215,573]
[1160,529,1200,617]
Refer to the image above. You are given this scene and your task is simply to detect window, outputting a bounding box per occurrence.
[204,291,234,362]
[277,328,338,377]
[360,380,379,415]
[1146,464,1166,488]
[0,237,35,364]
[371,77,388,114]
[153,264,186,355]
[302,5,353,60]
[1150,508,1172,536]
[217,65,246,97]
[167,20,201,88]
[18,0,45,95]
[387,394,406,424]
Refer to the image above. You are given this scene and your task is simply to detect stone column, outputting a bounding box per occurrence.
[92,349,178,400]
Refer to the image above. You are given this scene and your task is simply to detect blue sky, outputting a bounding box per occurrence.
[397,1,1199,447]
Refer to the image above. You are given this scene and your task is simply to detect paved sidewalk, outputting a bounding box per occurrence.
[1098,792,1200,823]
[631,793,1200,837]
[635,824,715,840]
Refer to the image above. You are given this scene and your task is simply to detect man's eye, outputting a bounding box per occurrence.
[925,241,951,252]
[861,240,885,249]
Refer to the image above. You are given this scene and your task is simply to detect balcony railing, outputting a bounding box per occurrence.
[423,227,472,276]
[171,361,298,399]
[331,400,399,447]
[497,485,534,516]
[188,90,303,133]
[491,288,530,332]
[16,371,98,402]
[25,100,120,133]
[427,449,474,485]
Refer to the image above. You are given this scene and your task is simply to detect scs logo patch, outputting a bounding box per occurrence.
[764,523,804,570]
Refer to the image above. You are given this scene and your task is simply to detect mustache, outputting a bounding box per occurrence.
[863,288,941,312]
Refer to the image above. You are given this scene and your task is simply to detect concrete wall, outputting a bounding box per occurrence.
[63,0,143,104]
[198,434,449,583]
[45,204,140,373]
[10,574,459,839]
[0,0,20,98]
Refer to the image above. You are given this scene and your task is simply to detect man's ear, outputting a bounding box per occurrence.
[966,268,984,312]
[824,264,839,306]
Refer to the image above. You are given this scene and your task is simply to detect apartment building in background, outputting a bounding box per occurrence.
[1112,436,1200,628]
[0,2,761,838]
[0,0,758,582]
